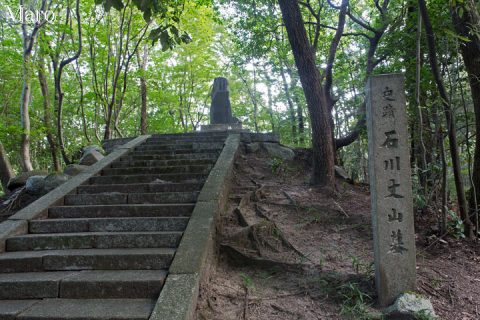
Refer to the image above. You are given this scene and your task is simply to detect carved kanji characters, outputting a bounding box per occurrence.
[388,208,403,222]
[382,86,395,101]
[384,156,400,170]
[386,179,404,198]
[381,130,399,148]
[389,229,408,254]
[382,104,395,118]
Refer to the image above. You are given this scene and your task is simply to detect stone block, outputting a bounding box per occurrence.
[25,176,47,195]
[169,201,218,274]
[17,298,155,320]
[241,132,280,143]
[44,173,70,192]
[245,142,260,153]
[0,220,28,252]
[60,270,166,299]
[76,182,204,195]
[64,193,127,206]
[0,300,41,320]
[201,123,243,131]
[262,142,295,160]
[128,192,199,204]
[149,273,200,320]
[0,250,45,273]
[79,150,104,166]
[88,173,207,185]
[42,248,175,271]
[384,293,437,319]
[48,204,194,219]
[7,233,94,251]
[7,170,48,191]
[63,164,89,176]
[88,217,189,233]
[29,219,90,234]
[0,271,74,299]
[94,231,182,249]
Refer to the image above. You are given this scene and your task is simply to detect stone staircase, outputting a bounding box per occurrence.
[0,132,228,319]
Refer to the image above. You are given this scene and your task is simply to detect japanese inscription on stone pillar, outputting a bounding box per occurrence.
[366,74,416,307]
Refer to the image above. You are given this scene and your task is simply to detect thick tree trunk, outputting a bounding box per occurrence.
[38,56,61,172]
[451,0,480,233]
[418,0,474,238]
[0,141,13,194]
[278,0,335,186]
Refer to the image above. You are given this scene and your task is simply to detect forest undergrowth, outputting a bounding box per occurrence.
[195,147,480,320]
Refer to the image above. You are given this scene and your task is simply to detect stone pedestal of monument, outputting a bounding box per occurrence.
[200,123,244,131]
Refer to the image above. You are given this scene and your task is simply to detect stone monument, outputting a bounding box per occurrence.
[201,77,242,131]
[366,74,416,307]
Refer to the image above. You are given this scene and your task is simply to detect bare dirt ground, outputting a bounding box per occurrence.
[195,147,480,320]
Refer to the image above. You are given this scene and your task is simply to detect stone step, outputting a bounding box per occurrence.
[143,137,226,144]
[135,142,224,151]
[88,173,207,185]
[0,248,175,273]
[120,152,220,161]
[110,158,217,168]
[49,204,194,219]
[128,148,222,156]
[60,270,166,299]
[64,192,199,206]
[102,165,212,176]
[0,270,166,299]
[29,217,189,234]
[13,298,155,320]
[6,231,182,251]
[76,182,204,194]
[0,271,74,299]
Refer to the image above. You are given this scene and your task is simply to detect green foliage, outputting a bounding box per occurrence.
[351,256,374,276]
[270,157,284,174]
[447,209,465,239]
[240,273,255,290]
[415,309,437,320]
[338,282,373,320]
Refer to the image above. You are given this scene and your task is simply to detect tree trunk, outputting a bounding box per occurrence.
[54,0,82,165]
[263,72,276,132]
[451,0,480,234]
[20,52,34,172]
[0,141,13,194]
[38,55,61,172]
[279,64,297,142]
[418,0,474,238]
[18,0,47,172]
[278,0,335,187]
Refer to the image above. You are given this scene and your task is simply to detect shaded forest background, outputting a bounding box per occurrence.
[1,0,479,238]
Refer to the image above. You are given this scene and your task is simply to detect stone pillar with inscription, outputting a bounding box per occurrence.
[366,74,416,307]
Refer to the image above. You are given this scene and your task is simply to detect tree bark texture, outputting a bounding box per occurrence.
[38,55,61,172]
[0,141,13,194]
[278,0,335,186]
[418,0,474,237]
